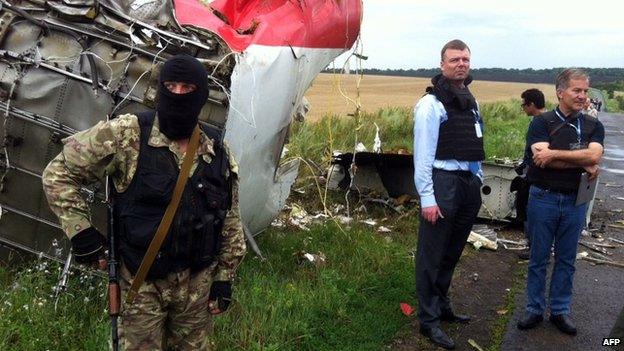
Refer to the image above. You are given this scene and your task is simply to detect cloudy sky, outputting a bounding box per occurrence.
[343,0,623,69]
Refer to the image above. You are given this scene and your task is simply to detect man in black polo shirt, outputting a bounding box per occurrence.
[517,68,604,336]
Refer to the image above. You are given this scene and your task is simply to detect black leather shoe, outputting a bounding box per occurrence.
[517,312,543,330]
[440,309,471,323]
[419,326,455,350]
[549,314,577,335]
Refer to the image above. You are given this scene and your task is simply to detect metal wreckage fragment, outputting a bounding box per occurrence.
[0,0,364,264]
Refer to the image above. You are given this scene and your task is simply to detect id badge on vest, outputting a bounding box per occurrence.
[569,141,588,150]
[474,123,483,138]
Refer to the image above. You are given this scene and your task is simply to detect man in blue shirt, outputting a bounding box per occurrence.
[413,39,484,350]
[517,68,604,336]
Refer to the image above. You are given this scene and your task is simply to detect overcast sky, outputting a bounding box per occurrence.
[343,0,623,70]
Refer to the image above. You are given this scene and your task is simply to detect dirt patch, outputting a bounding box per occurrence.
[390,228,526,351]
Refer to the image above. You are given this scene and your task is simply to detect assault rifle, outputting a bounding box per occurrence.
[106,178,120,351]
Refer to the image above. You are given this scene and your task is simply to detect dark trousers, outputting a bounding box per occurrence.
[416,169,482,329]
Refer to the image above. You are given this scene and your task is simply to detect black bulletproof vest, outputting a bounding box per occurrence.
[114,111,231,280]
[528,110,599,192]
[433,100,485,161]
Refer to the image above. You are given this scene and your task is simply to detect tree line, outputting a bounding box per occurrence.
[325,67,624,85]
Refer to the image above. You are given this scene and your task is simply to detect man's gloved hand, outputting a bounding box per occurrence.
[208,281,232,314]
[70,227,106,265]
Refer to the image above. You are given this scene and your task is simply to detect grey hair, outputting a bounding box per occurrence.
[555,68,589,92]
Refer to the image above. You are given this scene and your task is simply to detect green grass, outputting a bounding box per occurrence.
[289,101,534,166]
[486,264,528,351]
[0,260,108,350]
[211,220,417,350]
[288,106,414,166]
[0,215,418,351]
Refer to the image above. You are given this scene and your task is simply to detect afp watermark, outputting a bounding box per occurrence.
[603,338,621,347]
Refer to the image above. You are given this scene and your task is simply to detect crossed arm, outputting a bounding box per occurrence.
[532,141,603,178]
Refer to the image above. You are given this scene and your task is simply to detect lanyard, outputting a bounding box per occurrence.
[555,109,582,142]
[471,108,481,123]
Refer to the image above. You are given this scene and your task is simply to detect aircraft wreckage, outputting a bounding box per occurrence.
[0,0,362,261]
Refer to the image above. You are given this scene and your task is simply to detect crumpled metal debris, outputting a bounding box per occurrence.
[288,204,313,231]
[577,251,624,268]
[377,226,392,233]
[468,338,485,351]
[360,219,377,226]
[336,215,353,224]
[332,204,345,214]
[472,224,497,242]
[286,204,334,231]
[271,218,285,228]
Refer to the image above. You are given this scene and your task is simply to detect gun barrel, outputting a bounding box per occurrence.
[111,316,119,351]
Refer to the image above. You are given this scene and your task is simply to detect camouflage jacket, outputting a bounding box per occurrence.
[42,113,246,281]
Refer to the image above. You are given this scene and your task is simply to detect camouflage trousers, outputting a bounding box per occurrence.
[119,265,214,350]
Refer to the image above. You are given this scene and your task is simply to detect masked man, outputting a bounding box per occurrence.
[43,54,246,350]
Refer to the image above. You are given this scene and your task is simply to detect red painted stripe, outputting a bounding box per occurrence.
[173,0,362,52]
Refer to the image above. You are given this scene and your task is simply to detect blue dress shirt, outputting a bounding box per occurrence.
[413,94,483,208]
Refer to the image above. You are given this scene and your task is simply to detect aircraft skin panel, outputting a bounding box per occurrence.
[174,0,362,52]
[175,0,362,235]
[0,0,362,258]
[225,45,345,234]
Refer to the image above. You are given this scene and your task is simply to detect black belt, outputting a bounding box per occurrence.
[534,184,576,195]
[433,168,473,177]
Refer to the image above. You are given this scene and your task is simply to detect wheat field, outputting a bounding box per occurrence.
[304,73,557,122]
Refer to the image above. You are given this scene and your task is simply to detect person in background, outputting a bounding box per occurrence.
[515,88,547,260]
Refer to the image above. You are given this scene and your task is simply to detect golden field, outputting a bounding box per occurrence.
[304,73,557,122]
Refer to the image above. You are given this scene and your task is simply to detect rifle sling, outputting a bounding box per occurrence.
[125,126,202,304]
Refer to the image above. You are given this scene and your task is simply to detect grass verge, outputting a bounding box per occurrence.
[487,264,528,351]
[289,100,534,166]
[211,219,417,350]
[0,214,418,350]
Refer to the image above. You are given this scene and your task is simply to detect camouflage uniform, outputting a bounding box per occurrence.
[42,113,246,350]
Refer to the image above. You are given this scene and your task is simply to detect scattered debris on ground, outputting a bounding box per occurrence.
[468,338,485,351]
[294,251,327,267]
[468,231,498,251]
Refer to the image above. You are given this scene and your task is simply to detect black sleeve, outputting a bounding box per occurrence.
[526,116,549,147]
[590,120,605,146]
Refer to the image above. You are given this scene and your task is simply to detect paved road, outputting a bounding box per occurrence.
[502,112,624,351]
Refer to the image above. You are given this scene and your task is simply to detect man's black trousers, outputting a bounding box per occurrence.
[416,169,482,329]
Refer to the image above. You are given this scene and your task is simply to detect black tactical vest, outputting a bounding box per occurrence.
[428,75,485,161]
[527,110,599,192]
[114,112,232,280]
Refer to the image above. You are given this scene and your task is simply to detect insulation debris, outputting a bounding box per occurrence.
[468,231,498,251]
[360,219,377,226]
[294,251,326,267]
[468,339,485,351]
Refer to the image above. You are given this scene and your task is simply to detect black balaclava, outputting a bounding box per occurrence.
[157,54,209,140]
